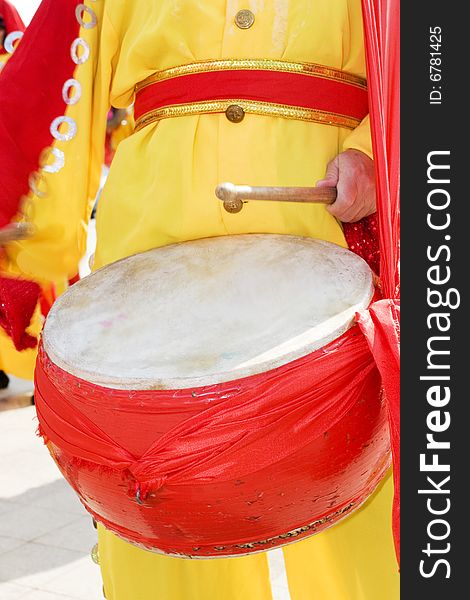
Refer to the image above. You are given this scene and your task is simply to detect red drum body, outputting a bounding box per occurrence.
[47,372,388,556]
[37,235,390,557]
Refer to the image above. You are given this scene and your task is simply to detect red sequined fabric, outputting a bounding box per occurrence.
[343,214,380,275]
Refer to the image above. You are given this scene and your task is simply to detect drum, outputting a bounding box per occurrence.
[36,234,390,557]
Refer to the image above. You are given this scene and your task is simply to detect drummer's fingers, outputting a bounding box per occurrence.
[316,155,339,188]
[340,202,366,223]
[338,177,376,222]
[327,150,377,222]
[327,175,358,220]
[348,194,377,222]
[334,187,377,223]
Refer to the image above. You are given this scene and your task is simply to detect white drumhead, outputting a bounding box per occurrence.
[43,235,374,390]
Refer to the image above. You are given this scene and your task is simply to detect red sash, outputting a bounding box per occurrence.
[134,59,368,131]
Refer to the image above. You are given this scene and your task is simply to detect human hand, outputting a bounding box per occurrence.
[316,149,376,223]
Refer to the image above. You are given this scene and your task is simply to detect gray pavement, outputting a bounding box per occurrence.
[0,391,102,600]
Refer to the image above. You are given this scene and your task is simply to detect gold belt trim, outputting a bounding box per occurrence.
[135,58,367,92]
[135,99,362,132]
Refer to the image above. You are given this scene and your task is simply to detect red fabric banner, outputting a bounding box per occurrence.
[362,0,400,300]
[361,0,400,562]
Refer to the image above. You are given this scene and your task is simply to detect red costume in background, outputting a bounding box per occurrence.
[0,0,24,52]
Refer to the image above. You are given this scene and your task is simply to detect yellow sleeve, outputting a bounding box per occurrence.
[342,114,373,159]
[340,0,373,160]
[5,3,117,284]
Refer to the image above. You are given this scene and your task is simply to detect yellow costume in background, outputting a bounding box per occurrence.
[0,313,40,379]
[0,48,38,379]
[6,1,398,598]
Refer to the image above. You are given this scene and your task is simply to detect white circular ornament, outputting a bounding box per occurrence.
[50,116,78,142]
[75,4,97,29]
[29,171,47,198]
[70,38,90,65]
[62,79,82,105]
[41,148,66,174]
[4,31,23,54]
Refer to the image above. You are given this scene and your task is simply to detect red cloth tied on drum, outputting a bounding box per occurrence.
[34,299,395,556]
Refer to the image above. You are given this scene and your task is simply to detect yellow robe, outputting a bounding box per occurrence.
[5,1,398,598]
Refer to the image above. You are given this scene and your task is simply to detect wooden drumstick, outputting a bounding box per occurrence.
[215,182,337,214]
[0,222,34,245]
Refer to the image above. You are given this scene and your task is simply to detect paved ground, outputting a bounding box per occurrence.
[0,384,102,600]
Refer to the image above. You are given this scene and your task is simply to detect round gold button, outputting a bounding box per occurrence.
[225,104,245,123]
[235,9,255,29]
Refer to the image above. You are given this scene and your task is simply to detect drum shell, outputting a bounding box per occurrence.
[48,366,389,558]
